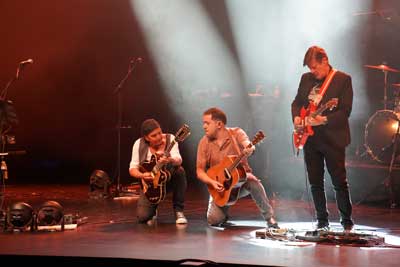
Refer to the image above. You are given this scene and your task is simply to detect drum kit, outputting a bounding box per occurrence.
[362,63,400,208]
[363,63,400,164]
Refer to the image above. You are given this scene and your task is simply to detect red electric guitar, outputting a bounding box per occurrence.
[293,98,338,154]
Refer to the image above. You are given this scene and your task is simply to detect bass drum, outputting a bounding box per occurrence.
[364,110,400,164]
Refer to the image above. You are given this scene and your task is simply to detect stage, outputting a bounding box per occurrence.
[0,184,399,267]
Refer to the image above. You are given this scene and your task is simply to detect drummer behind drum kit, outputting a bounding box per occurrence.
[362,63,400,207]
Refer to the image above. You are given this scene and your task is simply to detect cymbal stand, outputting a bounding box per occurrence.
[386,118,399,208]
[0,137,17,219]
[383,69,388,110]
[358,118,400,207]
[0,137,7,215]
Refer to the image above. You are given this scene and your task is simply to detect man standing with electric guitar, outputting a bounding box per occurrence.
[196,107,279,229]
[129,119,189,225]
[291,46,354,232]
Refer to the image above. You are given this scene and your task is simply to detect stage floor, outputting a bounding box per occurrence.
[0,184,399,267]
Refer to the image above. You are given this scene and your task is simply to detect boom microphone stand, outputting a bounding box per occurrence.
[0,60,30,213]
[112,58,141,197]
[1,59,33,100]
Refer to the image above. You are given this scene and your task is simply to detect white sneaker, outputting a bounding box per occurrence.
[146,210,158,226]
[175,211,188,224]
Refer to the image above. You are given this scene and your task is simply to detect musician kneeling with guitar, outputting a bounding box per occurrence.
[129,119,188,225]
[196,107,279,229]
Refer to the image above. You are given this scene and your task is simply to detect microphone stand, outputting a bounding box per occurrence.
[0,61,29,214]
[0,63,24,100]
[112,60,137,198]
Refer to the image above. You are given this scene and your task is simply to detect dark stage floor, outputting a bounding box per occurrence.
[0,184,399,267]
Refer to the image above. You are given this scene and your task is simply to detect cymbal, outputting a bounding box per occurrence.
[393,83,400,88]
[364,64,400,73]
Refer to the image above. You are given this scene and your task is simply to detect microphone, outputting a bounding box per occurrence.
[20,59,34,66]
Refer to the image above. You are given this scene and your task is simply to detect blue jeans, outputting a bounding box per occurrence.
[206,172,274,225]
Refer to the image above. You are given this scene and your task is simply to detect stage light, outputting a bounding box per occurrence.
[6,202,34,231]
[36,200,64,230]
[89,169,111,198]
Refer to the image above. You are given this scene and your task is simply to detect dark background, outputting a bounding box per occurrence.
[1,1,400,201]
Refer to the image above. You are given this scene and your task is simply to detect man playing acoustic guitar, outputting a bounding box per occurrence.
[196,107,279,229]
[129,119,188,225]
[291,46,354,232]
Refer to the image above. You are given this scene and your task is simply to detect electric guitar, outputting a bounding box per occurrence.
[293,98,338,154]
[139,124,190,204]
[207,130,265,207]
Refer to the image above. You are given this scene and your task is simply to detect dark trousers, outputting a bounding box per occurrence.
[304,139,353,227]
[137,166,187,223]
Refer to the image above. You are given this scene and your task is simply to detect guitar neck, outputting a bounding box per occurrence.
[226,131,264,172]
[227,143,251,173]
[311,103,330,118]
[153,140,176,172]
[164,140,176,156]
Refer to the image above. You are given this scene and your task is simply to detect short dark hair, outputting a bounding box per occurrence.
[203,107,227,125]
[140,119,161,136]
[303,46,328,66]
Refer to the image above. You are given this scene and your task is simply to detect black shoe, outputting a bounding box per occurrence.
[220,221,235,227]
[267,217,280,229]
[316,221,329,231]
[342,223,354,232]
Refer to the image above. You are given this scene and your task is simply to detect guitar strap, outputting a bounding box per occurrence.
[313,68,337,106]
[138,134,171,164]
[227,128,242,156]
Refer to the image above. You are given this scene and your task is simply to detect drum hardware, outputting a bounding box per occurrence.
[357,64,400,207]
[364,64,400,109]
[364,110,400,164]
[359,110,398,208]
[355,144,372,159]
[393,83,400,113]
[364,64,400,73]
[384,114,399,208]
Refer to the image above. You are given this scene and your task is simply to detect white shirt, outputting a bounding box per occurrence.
[129,134,182,170]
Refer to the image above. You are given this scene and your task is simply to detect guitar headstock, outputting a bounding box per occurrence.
[174,124,191,143]
[326,98,338,110]
[251,130,266,146]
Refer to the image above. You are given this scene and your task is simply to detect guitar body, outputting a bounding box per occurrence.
[207,155,247,207]
[139,155,171,204]
[136,124,191,204]
[293,103,316,150]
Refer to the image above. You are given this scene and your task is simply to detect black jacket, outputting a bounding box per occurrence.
[291,70,353,148]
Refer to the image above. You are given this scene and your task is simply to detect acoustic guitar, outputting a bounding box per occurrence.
[207,130,265,207]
